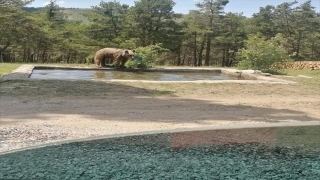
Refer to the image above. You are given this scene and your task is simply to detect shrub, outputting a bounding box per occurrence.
[125,54,149,69]
[237,34,292,72]
[125,44,169,69]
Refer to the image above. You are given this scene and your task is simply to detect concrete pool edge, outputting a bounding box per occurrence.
[1,65,298,84]
[1,121,319,155]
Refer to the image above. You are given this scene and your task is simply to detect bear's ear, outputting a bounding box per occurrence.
[132,49,136,53]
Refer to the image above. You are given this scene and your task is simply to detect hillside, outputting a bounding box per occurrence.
[21,7,185,23]
[63,8,91,23]
[22,7,91,23]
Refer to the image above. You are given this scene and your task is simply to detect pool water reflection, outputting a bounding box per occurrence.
[30,69,245,81]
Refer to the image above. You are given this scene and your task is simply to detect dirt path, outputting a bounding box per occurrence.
[1,79,320,152]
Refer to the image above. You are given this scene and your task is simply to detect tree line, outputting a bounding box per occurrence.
[1,0,320,69]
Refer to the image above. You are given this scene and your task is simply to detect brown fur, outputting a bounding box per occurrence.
[94,48,135,68]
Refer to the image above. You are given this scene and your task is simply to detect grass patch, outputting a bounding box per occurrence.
[0,63,23,77]
[277,69,320,91]
[282,69,320,78]
[0,63,95,77]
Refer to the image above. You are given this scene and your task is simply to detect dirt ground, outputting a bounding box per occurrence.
[1,77,320,152]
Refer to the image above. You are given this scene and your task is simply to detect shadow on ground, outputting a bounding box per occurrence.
[0,79,319,124]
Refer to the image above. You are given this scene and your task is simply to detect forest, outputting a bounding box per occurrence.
[1,0,320,70]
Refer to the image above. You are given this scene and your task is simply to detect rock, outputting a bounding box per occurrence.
[241,70,261,74]
[261,73,272,76]
[298,75,313,79]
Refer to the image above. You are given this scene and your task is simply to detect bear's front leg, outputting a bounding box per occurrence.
[113,58,121,69]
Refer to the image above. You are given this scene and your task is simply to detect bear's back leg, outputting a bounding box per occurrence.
[101,55,106,67]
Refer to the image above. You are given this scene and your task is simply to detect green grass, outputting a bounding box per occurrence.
[278,69,320,91]
[0,63,95,77]
[282,69,320,77]
[0,63,23,77]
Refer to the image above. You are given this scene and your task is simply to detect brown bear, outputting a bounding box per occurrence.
[94,48,135,68]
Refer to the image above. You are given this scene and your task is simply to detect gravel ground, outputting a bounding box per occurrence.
[0,124,69,151]
[0,134,320,180]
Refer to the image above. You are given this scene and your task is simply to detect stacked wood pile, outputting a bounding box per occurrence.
[274,61,320,70]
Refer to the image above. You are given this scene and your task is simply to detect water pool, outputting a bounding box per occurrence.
[30,69,247,81]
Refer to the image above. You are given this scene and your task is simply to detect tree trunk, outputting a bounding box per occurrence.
[205,10,214,67]
[73,52,77,63]
[221,49,226,67]
[177,47,181,66]
[23,48,26,62]
[12,52,15,63]
[205,35,211,66]
[30,51,34,63]
[182,51,186,65]
[0,42,10,54]
[27,48,30,62]
[2,53,10,62]
[66,51,70,64]
[295,31,302,59]
[311,41,315,60]
[41,49,47,63]
[198,38,205,66]
[48,54,52,63]
[225,48,231,67]
[193,32,198,66]
[36,51,40,62]
[0,42,10,62]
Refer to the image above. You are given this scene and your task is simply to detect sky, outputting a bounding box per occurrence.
[27,0,320,17]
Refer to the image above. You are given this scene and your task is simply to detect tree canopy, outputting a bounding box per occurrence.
[1,0,320,70]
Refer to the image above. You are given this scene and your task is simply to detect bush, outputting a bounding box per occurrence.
[125,54,149,69]
[125,44,169,69]
[237,34,292,72]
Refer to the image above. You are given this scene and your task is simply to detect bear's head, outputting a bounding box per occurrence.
[122,49,136,59]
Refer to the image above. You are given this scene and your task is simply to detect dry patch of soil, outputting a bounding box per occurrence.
[1,79,320,152]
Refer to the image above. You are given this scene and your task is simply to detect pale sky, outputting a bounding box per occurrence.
[27,0,320,17]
